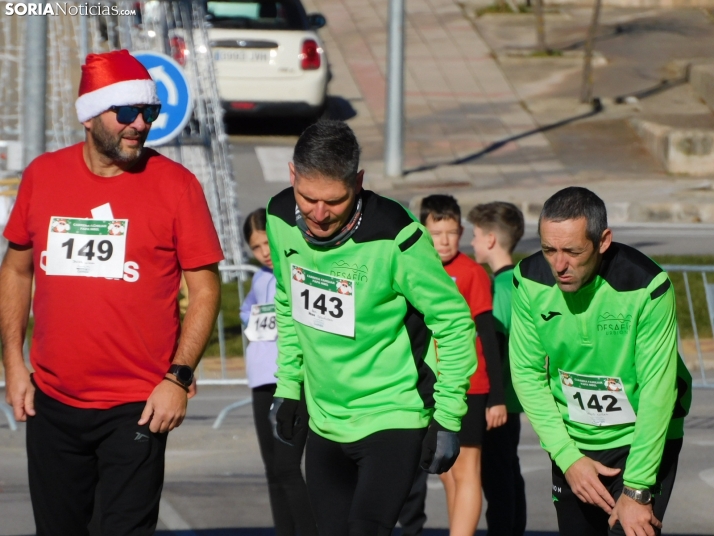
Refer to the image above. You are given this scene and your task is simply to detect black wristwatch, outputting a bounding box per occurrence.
[167,364,194,388]
[622,486,652,505]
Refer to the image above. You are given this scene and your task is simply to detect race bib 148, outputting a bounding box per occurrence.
[244,303,277,342]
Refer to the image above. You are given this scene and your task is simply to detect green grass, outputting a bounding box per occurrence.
[203,279,250,357]
[653,255,714,339]
[15,255,714,363]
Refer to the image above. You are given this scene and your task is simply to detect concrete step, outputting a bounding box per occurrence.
[399,176,714,224]
[691,63,714,112]
[630,119,714,176]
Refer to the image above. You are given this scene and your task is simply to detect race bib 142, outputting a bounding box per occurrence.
[559,370,637,427]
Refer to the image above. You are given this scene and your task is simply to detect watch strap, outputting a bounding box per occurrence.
[622,486,652,505]
[167,364,194,387]
[162,375,189,393]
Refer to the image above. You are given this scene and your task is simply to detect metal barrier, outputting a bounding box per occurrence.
[206,264,258,428]
[662,265,714,389]
[0,263,258,431]
[195,263,257,386]
[3,263,711,431]
[0,402,17,431]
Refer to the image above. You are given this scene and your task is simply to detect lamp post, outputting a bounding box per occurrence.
[384,0,405,179]
[21,3,48,167]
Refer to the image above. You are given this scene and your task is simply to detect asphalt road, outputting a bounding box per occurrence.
[1,385,713,535]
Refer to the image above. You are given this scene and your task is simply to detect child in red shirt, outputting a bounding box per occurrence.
[399,195,506,536]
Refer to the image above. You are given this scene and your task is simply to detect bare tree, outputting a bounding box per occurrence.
[533,0,547,53]
[505,0,520,13]
[580,0,603,103]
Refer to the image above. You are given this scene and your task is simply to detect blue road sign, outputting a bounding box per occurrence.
[133,51,193,146]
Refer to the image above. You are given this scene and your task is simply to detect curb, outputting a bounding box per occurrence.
[630,119,714,176]
[405,179,714,224]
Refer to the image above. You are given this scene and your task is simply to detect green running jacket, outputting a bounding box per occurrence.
[510,243,691,488]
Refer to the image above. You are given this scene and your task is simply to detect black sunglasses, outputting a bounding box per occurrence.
[109,105,162,125]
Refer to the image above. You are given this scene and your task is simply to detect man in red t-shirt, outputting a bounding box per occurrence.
[0,50,224,535]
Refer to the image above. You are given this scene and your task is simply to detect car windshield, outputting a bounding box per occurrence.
[206,1,306,30]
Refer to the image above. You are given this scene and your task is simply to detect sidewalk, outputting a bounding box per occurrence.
[303,0,714,222]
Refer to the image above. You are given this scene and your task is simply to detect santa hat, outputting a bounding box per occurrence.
[75,49,160,122]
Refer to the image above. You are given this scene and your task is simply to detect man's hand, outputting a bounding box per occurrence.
[485,404,507,430]
[269,397,301,445]
[187,377,197,400]
[138,378,188,433]
[420,419,460,474]
[564,456,621,514]
[609,493,661,536]
[0,243,34,422]
[4,362,35,421]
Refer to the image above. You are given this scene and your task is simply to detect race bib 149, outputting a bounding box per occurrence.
[45,217,127,278]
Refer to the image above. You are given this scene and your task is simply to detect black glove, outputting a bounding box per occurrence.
[420,419,460,474]
[269,397,301,446]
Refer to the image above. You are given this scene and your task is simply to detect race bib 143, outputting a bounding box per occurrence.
[290,264,355,337]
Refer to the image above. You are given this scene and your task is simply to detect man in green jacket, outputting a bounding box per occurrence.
[266,120,476,536]
[510,187,691,536]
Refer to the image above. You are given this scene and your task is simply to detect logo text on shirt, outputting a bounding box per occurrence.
[597,313,632,336]
[330,260,368,282]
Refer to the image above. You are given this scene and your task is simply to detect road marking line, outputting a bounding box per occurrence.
[255,147,293,183]
[699,468,714,489]
[521,464,548,474]
[691,439,714,446]
[427,478,443,490]
[159,497,197,534]
[425,463,546,489]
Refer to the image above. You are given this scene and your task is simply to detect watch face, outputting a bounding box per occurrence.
[176,366,193,383]
[625,487,652,504]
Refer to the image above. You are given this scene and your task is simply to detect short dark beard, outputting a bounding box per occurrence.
[90,117,146,165]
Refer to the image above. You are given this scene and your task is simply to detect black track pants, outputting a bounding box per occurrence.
[252,384,317,536]
[551,438,683,536]
[481,412,527,536]
[306,428,426,536]
[27,383,167,536]
[396,468,428,536]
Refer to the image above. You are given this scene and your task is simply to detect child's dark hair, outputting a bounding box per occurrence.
[419,195,461,226]
[467,202,524,253]
[243,208,267,242]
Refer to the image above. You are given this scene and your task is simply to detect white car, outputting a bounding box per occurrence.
[204,0,330,120]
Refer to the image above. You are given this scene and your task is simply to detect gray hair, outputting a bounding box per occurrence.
[538,187,608,247]
[293,120,361,187]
